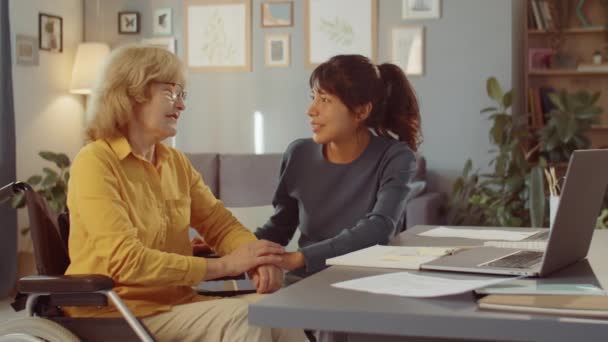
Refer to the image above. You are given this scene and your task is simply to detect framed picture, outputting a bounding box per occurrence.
[261,1,293,27]
[402,0,441,19]
[184,0,251,72]
[141,37,177,54]
[305,0,377,68]
[15,35,39,66]
[265,34,290,67]
[118,11,140,34]
[391,26,424,75]
[38,13,62,52]
[153,8,173,35]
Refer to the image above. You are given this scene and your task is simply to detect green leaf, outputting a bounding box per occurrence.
[55,153,71,169]
[481,107,498,114]
[10,192,26,209]
[42,172,58,186]
[528,167,545,228]
[503,90,513,108]
[63,171,70,183]
[548,93,565,111]
[26,175,42,186]
[486,77,503,104]
[39,151,58,163]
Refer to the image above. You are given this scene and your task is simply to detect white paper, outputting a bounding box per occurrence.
[418,226,538,241]
[332,271,516,298]
[326,245,458,270]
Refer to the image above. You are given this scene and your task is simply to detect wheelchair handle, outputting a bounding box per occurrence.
[0,182,33,204]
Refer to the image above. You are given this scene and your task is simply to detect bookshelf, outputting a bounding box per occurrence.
[524,0,608,149]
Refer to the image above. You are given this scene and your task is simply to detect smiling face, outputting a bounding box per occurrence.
[132,82,186,142]
[307,87,366,145]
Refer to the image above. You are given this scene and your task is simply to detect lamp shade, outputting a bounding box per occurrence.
[69,42,110,95]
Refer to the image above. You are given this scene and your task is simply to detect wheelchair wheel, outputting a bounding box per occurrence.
[0,317,80,342]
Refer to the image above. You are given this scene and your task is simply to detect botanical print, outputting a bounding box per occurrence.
[186,3,247,69]
[319,17,353,46]
[200,9,238,65]
[307,0,375,65]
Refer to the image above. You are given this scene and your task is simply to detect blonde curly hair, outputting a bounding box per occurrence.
[85,45,186,142]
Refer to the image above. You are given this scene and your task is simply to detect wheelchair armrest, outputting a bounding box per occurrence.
[18,274,114,294]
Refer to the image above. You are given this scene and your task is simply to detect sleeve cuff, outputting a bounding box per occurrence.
[299,240,334,274]
[186,256,208,285]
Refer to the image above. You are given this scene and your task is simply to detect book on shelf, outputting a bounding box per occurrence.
[478,294,608,318]
[577,63,608,73]
[528,0,555,31]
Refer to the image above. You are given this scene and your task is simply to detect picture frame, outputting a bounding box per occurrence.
[391,26,425,76]
[38,13,62,53]
[184,0,251,72]
[402,0,441,20]
[153,8,173,35]
[141,37,177,54]
[265,34,290,67]
[261,1,293,27]
[305,0,377,68]
[118,11,140,34]
[15,34,39,66]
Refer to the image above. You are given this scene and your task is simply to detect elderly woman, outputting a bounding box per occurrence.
[64,45,304,341]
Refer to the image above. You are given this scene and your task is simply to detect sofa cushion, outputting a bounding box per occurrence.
[219,154,282,207]
[185,153,219,197]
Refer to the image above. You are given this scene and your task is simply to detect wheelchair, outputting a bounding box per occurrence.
[0,182,310,342]
[0,182,155,341]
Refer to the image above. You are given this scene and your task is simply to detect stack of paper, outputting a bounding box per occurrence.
[418,226,538,241]
[326,245,459,270]
[478,294,608,318]
[332,271,516,298]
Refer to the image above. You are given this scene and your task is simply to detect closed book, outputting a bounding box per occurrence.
[478,294,608,318]
[475,282,605,296]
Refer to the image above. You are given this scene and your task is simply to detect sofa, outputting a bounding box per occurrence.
[185,153,444,251]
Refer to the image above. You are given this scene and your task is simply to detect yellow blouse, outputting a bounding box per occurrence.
[64,136,256,317]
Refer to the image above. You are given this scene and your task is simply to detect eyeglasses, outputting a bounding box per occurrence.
[157,82,187,102]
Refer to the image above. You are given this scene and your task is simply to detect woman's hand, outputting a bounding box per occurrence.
[204,240,285,280]
[277,251,306,271]
[248,265,284,293]
[191,236,213,256]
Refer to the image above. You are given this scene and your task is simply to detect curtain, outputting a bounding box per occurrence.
[0,0,18,297]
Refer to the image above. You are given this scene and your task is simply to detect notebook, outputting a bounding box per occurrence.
[478,294,608,318]
[326,245,459,270]
[475,282,605,296]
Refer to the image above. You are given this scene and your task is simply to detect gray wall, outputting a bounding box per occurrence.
[10,0,84,251]
[84,0,516,194]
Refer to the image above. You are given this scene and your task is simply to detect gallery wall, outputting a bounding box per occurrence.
[84,0,517,194]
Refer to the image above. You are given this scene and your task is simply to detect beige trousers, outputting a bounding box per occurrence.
[142,294,306,342]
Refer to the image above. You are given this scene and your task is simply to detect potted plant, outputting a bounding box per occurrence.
[11,151,70,234]
[448,77,546,228]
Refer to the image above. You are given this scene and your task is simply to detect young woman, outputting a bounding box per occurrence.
[65,45,303,341]
[256,54,422,279]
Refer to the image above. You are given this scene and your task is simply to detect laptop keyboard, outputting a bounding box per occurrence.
[482,250,544,269]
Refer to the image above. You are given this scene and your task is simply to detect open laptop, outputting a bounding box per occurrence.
[421,149,608,277]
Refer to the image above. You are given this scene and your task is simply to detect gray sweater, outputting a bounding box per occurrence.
[255,135,417,276]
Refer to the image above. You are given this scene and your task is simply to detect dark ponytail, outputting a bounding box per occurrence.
[309,55,422,151]
[375,63,421,151]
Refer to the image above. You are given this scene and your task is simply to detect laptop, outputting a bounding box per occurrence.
[421,149,608,277]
